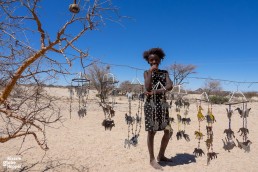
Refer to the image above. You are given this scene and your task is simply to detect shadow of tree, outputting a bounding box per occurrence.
[159,153,196,167]
[11,159,89,172]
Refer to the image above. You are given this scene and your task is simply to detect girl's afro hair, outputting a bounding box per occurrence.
[143,48,165,61]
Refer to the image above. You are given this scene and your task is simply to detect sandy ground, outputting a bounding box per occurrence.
[1,87,258,172]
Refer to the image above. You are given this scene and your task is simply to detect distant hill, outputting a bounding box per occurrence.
[194,88,203,93]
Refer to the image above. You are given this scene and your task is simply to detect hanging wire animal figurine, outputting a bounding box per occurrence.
[235,102,252,153]
[201,95,218,165]
[171,85,190,142]
[205,112,219,165]
[194,92,208,159]
[100,73,119,131]
[224,90,252,153]
[197,105,205,121]
[224,108,235,139]
[193,101,205,157]
[222,105,236,152]
[124,77,143,148]
[100,103,116,130]
[103,73,119,108]
[69,72,90,119]
[206,107,216,124]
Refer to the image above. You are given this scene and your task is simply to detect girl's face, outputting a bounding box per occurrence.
[148,54,161,67]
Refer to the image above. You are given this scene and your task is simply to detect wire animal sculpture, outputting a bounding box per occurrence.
[100,73,119,131]
[225,90,252,153]
[204,102,218,165]
[102,119,115,131]
[222,105,236,152]
[124,77,143,148]
[235,103,252,153]
[102,73,119,108]
[193,148,205,157]
[69,72,90,119]
[171,85,190,142]
[194,92,218,165]
[193,101,205,158]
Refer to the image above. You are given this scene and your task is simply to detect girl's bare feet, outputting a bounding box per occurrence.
[157,156,173,162]
[150,159,163,170]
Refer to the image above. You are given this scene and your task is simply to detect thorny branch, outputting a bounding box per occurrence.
[0,0,122,150]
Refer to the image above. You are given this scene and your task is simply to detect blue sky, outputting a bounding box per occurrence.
[26,0,258,91]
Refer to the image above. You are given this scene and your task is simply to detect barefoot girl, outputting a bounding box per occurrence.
[143,48,173,170]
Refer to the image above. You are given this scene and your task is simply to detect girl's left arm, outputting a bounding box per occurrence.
[165,71,173,91]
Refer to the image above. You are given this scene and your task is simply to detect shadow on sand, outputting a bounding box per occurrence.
[159,153,196,167]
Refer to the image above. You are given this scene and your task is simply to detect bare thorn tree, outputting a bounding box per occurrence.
[168,63,197,85]
[119,80,132,94]
[203,80,223,96]
[0,0,121,150]
[86,63,111,103]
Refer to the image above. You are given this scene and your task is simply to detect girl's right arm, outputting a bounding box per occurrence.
[144,70,153,92]
[144,64,158,93]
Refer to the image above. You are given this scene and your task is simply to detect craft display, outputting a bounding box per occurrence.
[224,90,252,153]
[171,85,190,142]
[194,92,218,165]
[100,73,119,130]
[124,78,143,148]
[193,97,206,157]
[206,105,218,165]
[69,72,90,119]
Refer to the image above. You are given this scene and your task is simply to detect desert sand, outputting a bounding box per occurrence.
[1,87,258,172]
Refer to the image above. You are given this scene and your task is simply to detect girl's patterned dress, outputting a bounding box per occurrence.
[144,69,169,131]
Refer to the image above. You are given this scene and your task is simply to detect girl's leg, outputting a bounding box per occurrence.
[157,130,172,162]
[147,131,156,161]
[147,131,163,170]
